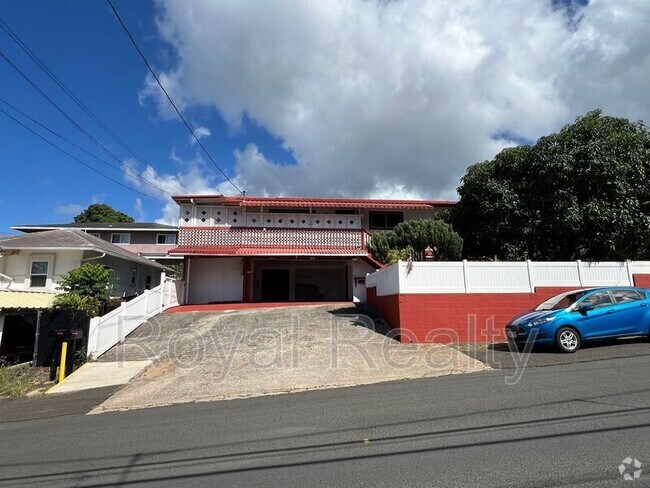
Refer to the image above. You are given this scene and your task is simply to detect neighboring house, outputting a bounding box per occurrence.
[11,222,181,265]
[170,195,454,304]
[0,229,166,297]
[0,229,166,363]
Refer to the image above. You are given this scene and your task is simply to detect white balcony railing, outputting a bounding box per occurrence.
[180,205,363,229]
[178,227,368,250]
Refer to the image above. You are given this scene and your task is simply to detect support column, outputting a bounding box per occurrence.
[242,257,252,302]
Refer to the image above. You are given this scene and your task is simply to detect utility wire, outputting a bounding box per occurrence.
[105,0,245,196]
[0,16,169,182]
[0,48,173,197]
[0,105,166,202]
[0,96,178,197]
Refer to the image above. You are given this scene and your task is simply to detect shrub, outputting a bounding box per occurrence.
[52,294,101,316]
[57,263,114,301]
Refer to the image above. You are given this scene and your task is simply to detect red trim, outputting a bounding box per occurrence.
[172,194,456,209]
[242,257,252,302]
[169,245,369,256]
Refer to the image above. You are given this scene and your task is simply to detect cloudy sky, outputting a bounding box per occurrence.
[1,0,649,232]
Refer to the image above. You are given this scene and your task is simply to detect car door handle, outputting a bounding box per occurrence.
[607,310,614,314]
[641,303,648,307]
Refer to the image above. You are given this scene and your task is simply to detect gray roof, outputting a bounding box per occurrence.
[12,222,177,232]
[0,229,166,270]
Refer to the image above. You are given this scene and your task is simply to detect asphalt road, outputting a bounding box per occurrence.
[1,355,649,487]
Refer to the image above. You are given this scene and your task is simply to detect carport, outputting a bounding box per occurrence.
[252,258,349,302]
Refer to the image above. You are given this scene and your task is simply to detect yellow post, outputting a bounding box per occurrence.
[58,341,68,383]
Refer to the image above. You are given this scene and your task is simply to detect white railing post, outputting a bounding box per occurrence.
[87,316,100,358]
[626,260,635,286]
[118,302,127,342]
[526,260,534,292]
[462,259,470,293]
[576,260,584,286]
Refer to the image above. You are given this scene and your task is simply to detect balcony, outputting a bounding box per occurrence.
[180,206,363,230]
[173,227,370,256]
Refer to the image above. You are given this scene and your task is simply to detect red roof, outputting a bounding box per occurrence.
[172,195,455,210]
[169,245,383,268]
[169,245,369,256]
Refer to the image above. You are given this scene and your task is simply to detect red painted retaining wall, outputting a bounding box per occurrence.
[367,276,650,343]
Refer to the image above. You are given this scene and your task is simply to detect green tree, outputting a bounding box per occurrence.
[57,264,114,301]
[74,204,135,223]
[453,110,650,261]
[367,219,463,264]
[53,264,114,316]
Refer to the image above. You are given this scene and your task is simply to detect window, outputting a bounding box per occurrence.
[612,289,645,303]
[111,233,131,244]
[30,261,49,288]
[157,234,177,245]
[581,291,614,309]
[369,212,403,229]
[145,275,152,290]
[536,290,590,311]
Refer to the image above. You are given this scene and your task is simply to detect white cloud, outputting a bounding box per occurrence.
[55,203,84,217]
[122,153,229,224]
[134,198,147,221]
[190,125,211,145]
[140,0,650,200]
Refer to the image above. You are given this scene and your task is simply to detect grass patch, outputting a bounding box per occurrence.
[0,364,45,397]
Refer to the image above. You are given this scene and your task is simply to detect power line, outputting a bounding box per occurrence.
[0,96,177,197]
[0,48,173,196]
[105,0,244,196]
[0,105,166,202]
[0,16,169,183]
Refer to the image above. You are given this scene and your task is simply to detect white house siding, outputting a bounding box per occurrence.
[187,257,243,304]
[94,253,162,298]
[352,259,375,303]
[0,250,83,291]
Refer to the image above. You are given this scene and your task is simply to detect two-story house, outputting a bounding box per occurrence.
[12,222,181,265]
[170,195,454,304]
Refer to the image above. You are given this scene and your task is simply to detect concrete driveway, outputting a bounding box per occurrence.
[93,304,488,412]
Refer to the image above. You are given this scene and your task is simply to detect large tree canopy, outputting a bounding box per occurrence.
[453,110,650,261]
[368,219,463,264]
[74,204,135,223]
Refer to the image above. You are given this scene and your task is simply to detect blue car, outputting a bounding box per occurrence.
[505,287,650,352]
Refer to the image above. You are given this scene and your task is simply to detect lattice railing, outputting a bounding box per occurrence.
[179,227,366,249]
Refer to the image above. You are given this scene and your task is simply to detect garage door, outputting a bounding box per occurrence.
[188,257,243,304]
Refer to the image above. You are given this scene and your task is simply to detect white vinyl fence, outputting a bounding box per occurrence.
[86,277,185,358]
[367,260,650,297]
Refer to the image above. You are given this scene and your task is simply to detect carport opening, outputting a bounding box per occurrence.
[255,260,349,302]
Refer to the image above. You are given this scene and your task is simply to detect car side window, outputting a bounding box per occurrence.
[611,289,644,304]
[581,291,613,309]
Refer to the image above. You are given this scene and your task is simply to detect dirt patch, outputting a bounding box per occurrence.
[0,364,51,398]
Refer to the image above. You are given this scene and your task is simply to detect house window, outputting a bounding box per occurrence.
[30,261,49,288]
[111,233,131,244]
[157,234,177,244]
[369,212,403,229]
[145,275,152,290]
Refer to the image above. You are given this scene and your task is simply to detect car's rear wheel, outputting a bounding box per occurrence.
[556,327,581,353]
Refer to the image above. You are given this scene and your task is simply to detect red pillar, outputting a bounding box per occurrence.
[242,257,252,302]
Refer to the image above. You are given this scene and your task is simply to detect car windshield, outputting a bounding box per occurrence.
[535,290,591,311]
